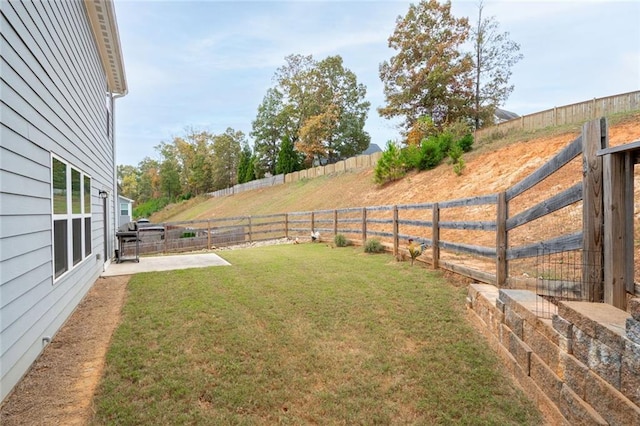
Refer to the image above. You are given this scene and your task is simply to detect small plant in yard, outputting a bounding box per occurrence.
[407,239,425,265]
[334,233,349,247]
[364,238,385,253]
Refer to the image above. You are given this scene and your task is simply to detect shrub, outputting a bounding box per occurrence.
[457,133,474,152]
[435,132,454,154]
[334,234,349,247]
[133,197,171,219]
[180,231,196,238]
[447,143,464,165]
[374,142,406,185]
[453,158,466,176]
[400,143,422,170]
[419,138,445,170]
[364,239,385,254]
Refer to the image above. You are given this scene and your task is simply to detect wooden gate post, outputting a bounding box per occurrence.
[582,118,606,302]
[496,192,508,287]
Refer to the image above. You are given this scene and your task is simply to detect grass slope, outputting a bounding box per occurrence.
[92,244,541,425]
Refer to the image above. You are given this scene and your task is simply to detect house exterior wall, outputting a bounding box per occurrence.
[118,195,133,227]
[0,0,117,402]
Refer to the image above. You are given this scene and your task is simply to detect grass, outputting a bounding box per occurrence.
[91,244,542,425]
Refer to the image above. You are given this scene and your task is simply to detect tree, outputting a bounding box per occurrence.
[172,130,215,196]
[471,0,523,129]
[156,141,182,200]
[275,135,301,175]
[261,54,370,166]
[136,157,161,202]
[378,0,474,131]
[211,128,244,190]
[251,88,291,175]
[237,142,255,184]
[117,165,139,200]
[305,55,371,162]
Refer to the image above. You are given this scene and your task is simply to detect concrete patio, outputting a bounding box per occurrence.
[101,252,231,276]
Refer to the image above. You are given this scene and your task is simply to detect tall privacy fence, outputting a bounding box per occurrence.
[128,118,638,311]
[475,90,640,140]
[208,152,383,198]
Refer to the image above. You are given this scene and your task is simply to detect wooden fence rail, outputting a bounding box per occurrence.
[129,118,636,308]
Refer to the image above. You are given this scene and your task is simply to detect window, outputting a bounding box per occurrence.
[120,202,129,216]
[52,156,92,279]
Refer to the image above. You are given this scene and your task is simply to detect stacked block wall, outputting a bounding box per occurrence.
[468,284,640,425]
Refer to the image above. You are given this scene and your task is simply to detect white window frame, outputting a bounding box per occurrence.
[51,155,92,281]
[120,202,129,217]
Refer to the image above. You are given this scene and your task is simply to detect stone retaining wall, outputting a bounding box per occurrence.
[467,284,640,425]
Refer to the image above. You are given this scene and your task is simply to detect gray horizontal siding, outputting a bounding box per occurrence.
[0,214,51,239]
[0,0,116,402]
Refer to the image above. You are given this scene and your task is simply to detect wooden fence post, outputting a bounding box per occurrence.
[582,118,606,302]
[207,219,211,249]
[311,212,315,234]
[333,209,338,237]
[248,216,252,243]
[603,151,626,308]
[362,208,367,245]
[496,192,508,287]
[432,203,439,270]
[163,223,167,254]
[284,213,289,239]
[393,205,399,257]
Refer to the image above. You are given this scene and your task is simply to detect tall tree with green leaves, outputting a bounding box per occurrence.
[237,142,254,184]
[211,128,244,190]
[262,54,370,166]
[378,0,473,132]
[275,135,301,175]
[471,0,523,129]
[251,88,291,175]
[156,141,182,200]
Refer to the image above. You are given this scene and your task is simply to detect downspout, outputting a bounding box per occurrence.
[108,91,127,266]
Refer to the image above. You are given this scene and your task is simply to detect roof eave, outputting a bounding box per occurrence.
[84,0,128,95]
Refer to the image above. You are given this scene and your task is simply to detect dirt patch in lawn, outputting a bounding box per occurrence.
[0,275,129,426]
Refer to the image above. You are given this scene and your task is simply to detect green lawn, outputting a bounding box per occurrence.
[91,244,541,425]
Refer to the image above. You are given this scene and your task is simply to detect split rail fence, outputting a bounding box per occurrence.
[128,118,637,310]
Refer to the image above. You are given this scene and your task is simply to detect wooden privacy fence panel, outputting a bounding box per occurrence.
[475,90,640,140]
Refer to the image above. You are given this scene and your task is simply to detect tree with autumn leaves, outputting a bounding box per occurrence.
[380,0,522,136]
[252,54,371,169]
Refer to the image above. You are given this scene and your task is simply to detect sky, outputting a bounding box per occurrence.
[112,0,640,166]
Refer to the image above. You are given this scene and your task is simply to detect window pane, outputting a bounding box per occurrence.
[84,176,91,213]
[85,217,92,257]
[73,218,82,265]
[72,169,81,214]
[120,203,128,216]
[53,158,67,214]
[54,220,68,278]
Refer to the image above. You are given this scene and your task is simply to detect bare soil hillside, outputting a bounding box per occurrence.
[155,114,640,222]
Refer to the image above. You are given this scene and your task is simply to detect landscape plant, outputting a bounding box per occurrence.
[364,238,385,253]
[334,233,349,247]
[374,142,406,184]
